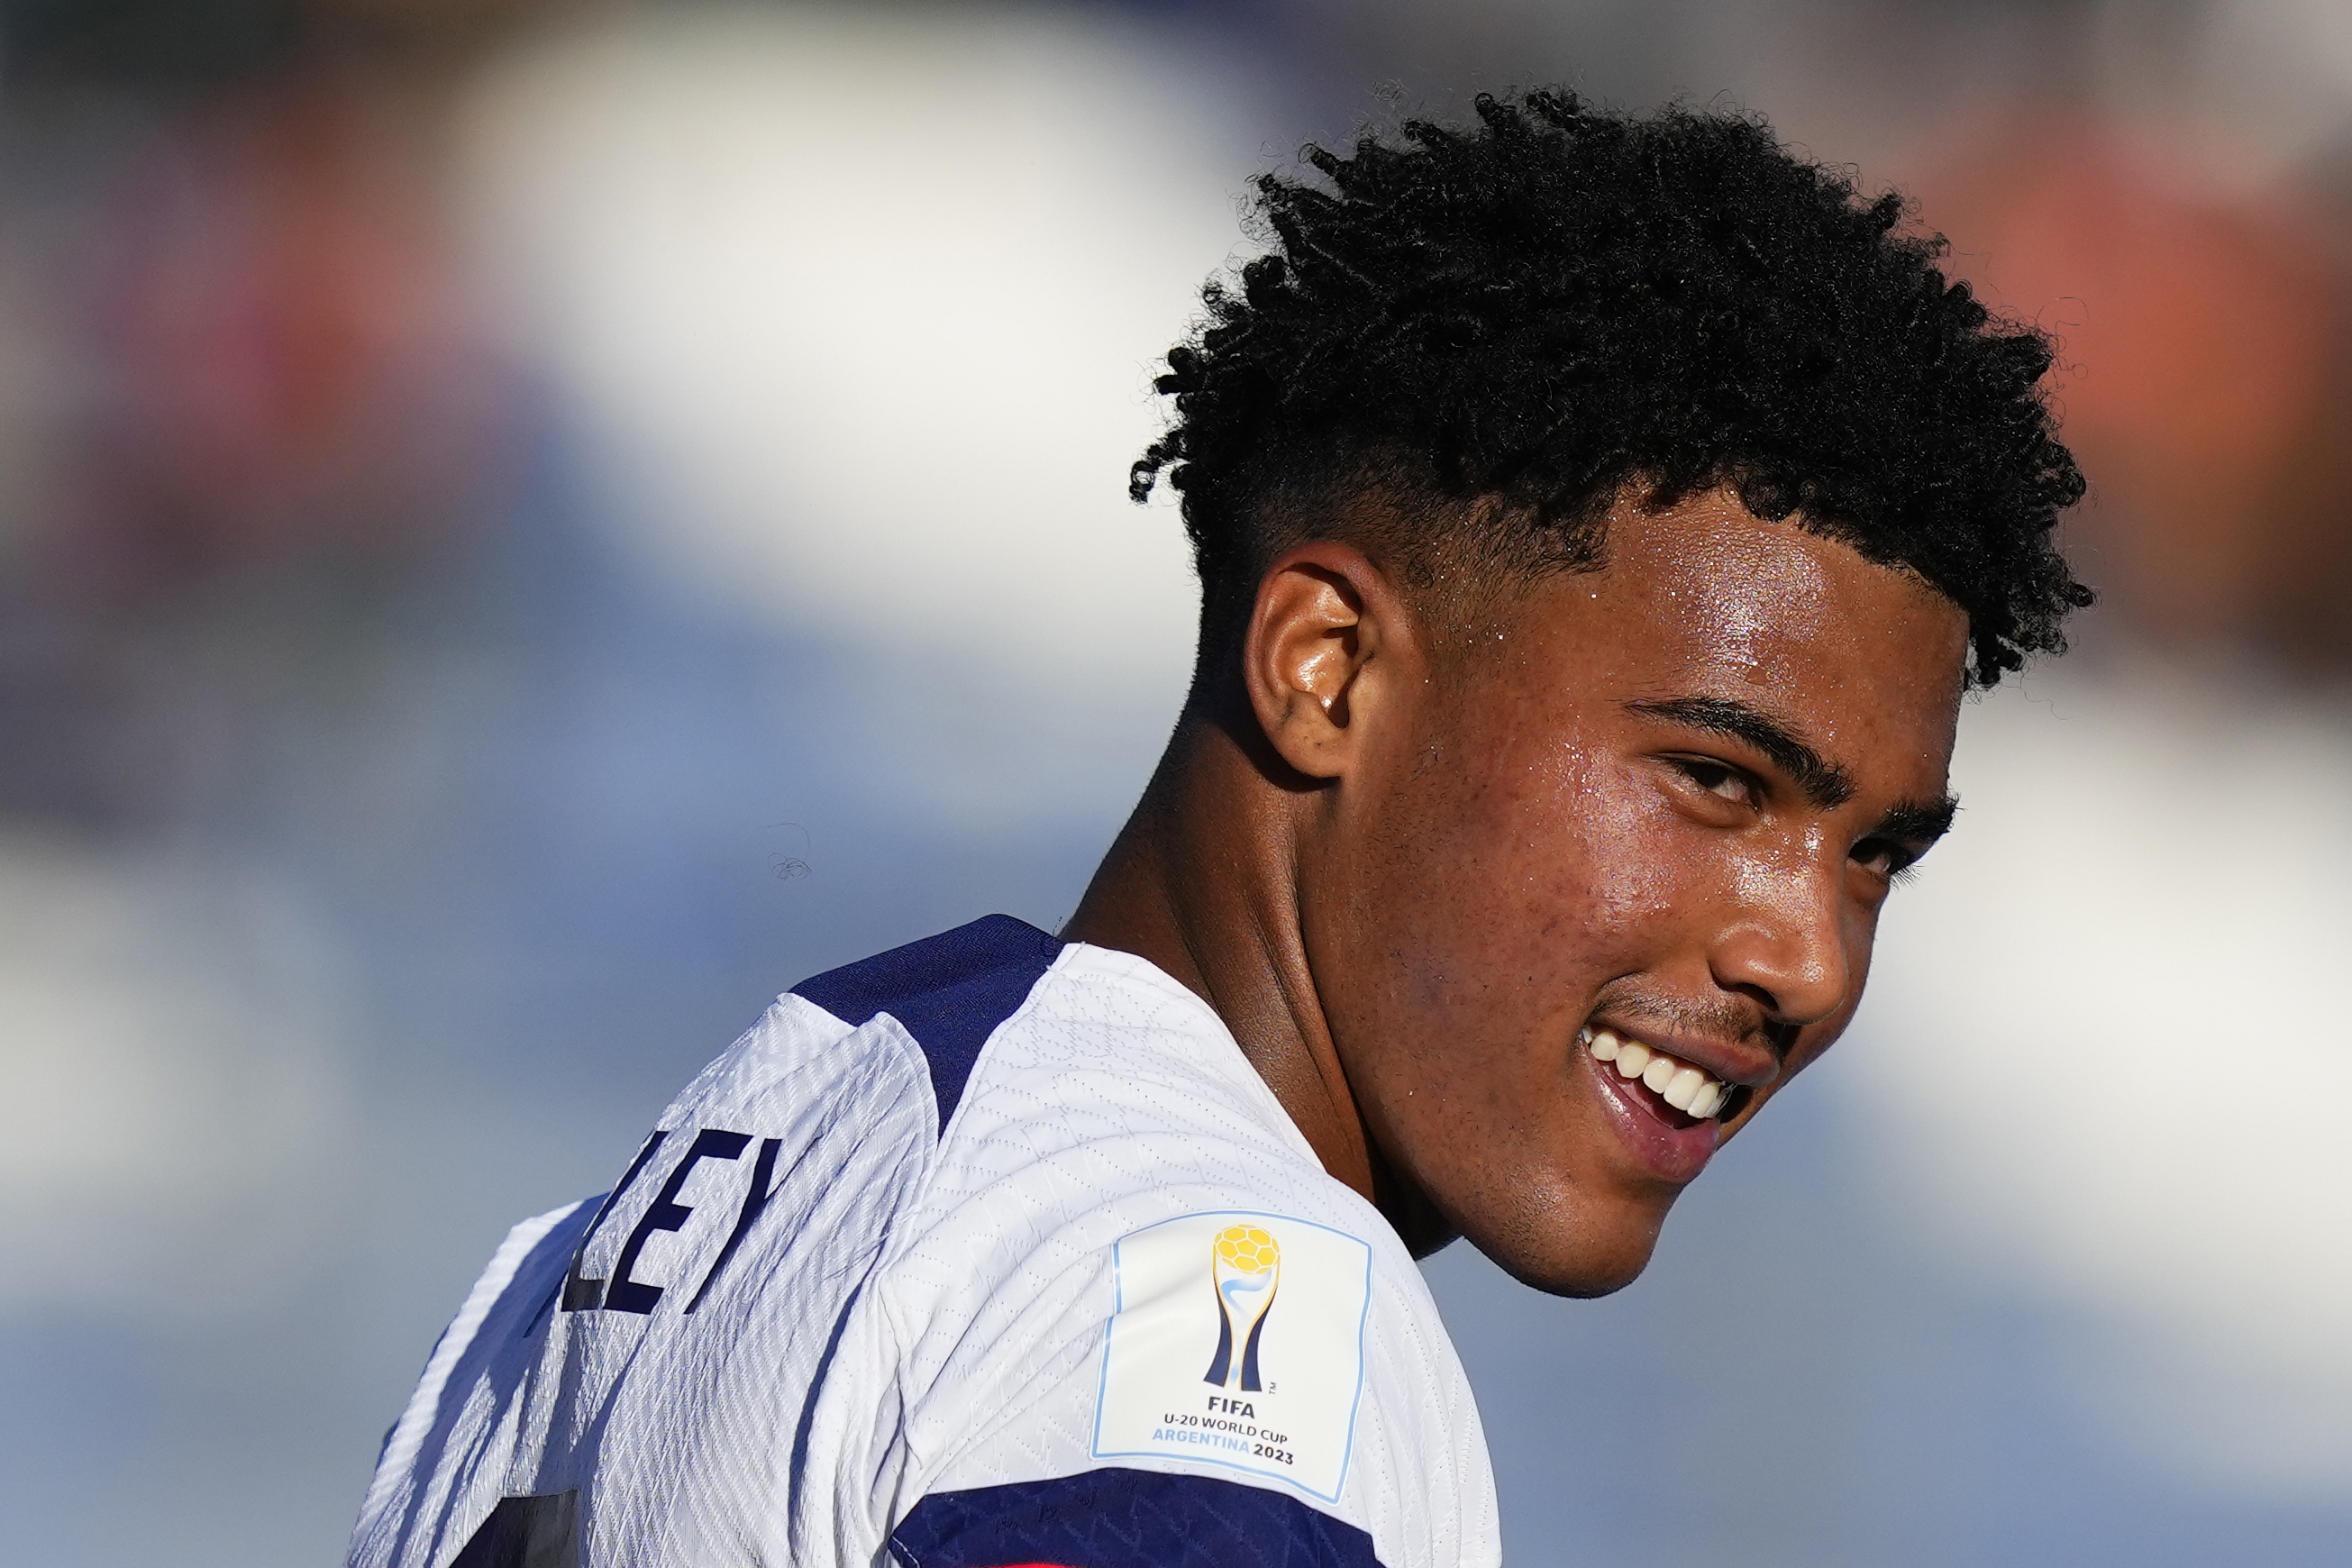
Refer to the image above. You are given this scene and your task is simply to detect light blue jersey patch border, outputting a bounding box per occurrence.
[1089,1209,1374,1503]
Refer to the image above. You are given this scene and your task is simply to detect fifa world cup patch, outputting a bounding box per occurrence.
[1090,1211,1373,1501]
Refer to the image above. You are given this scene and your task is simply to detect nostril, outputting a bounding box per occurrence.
[1709,896,1852,1029]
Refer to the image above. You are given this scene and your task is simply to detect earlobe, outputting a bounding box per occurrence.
[1242,543,1410,781]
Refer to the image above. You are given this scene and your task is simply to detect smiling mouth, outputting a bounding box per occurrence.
[1578,1026,1736,1121]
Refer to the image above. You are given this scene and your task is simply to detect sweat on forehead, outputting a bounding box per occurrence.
[1373,483,1974,690]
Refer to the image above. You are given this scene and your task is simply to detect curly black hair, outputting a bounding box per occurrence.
[1132,90,2090,687]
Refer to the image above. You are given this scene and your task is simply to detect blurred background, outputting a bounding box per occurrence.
[0,1,2346,1563]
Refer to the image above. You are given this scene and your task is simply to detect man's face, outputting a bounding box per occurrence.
[1304,488,1969,1294]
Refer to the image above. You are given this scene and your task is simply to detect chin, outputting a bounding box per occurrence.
[1465,1199,1672,1299]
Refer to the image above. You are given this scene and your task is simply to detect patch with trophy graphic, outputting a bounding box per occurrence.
[1090,1210,1373,1501]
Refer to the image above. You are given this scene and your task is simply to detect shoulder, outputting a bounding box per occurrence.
[788,911,1068,1128]
[600,915,1071,1257]
[880,938,1354,1351]
[873,944,1500,1568]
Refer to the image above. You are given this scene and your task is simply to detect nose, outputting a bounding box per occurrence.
[1707,864,1853,1029]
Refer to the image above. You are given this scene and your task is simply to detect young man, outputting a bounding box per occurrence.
[348,93,2087,1568]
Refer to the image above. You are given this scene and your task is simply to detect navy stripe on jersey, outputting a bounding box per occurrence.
[448,1491,578,1568]
[890,1469,1383,1568]
[791,914,1064,1130]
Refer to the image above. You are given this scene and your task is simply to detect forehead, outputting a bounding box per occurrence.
[1488,489,1969,761]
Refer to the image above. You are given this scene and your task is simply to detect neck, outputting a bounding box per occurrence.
[1062,707,1385,1207]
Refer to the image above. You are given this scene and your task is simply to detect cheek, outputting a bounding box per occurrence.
[1338,745,1709,1030]
[1570,780,1708,944]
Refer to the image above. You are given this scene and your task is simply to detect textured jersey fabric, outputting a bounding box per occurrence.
[348,916,1500,1568]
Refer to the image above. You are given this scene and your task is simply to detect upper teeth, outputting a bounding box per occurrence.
[1579,1026,1731,1119]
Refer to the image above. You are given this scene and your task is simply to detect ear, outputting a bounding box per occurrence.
[1242,542,1422,780]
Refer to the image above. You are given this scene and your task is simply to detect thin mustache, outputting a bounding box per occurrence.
[1591,987,1768,1051]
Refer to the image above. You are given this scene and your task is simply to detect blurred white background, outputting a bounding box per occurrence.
[0,3,2347,1563]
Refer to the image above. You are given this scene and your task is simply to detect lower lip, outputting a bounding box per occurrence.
[1582,1047,1721,1184]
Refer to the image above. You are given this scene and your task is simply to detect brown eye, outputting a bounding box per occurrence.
[1673,757,1752,804]
[1853,839,1919,880]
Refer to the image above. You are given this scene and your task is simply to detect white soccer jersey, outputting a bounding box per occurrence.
[349,916,1500,1568]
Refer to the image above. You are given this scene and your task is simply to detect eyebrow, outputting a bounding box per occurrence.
[1873,795,1960,847]
[1625,695,1856,809]
[1625,695,1960,845]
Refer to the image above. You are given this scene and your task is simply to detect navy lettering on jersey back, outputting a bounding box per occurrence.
[890,1468,1383,1568]
[791,914,1065,1131]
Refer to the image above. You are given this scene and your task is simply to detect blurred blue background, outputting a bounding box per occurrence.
[1,2,2347,1563]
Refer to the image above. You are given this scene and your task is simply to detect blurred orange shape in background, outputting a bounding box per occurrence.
[1919,112,2352,661]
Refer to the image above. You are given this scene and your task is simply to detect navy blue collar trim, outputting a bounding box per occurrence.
[791,915,1066,1132]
